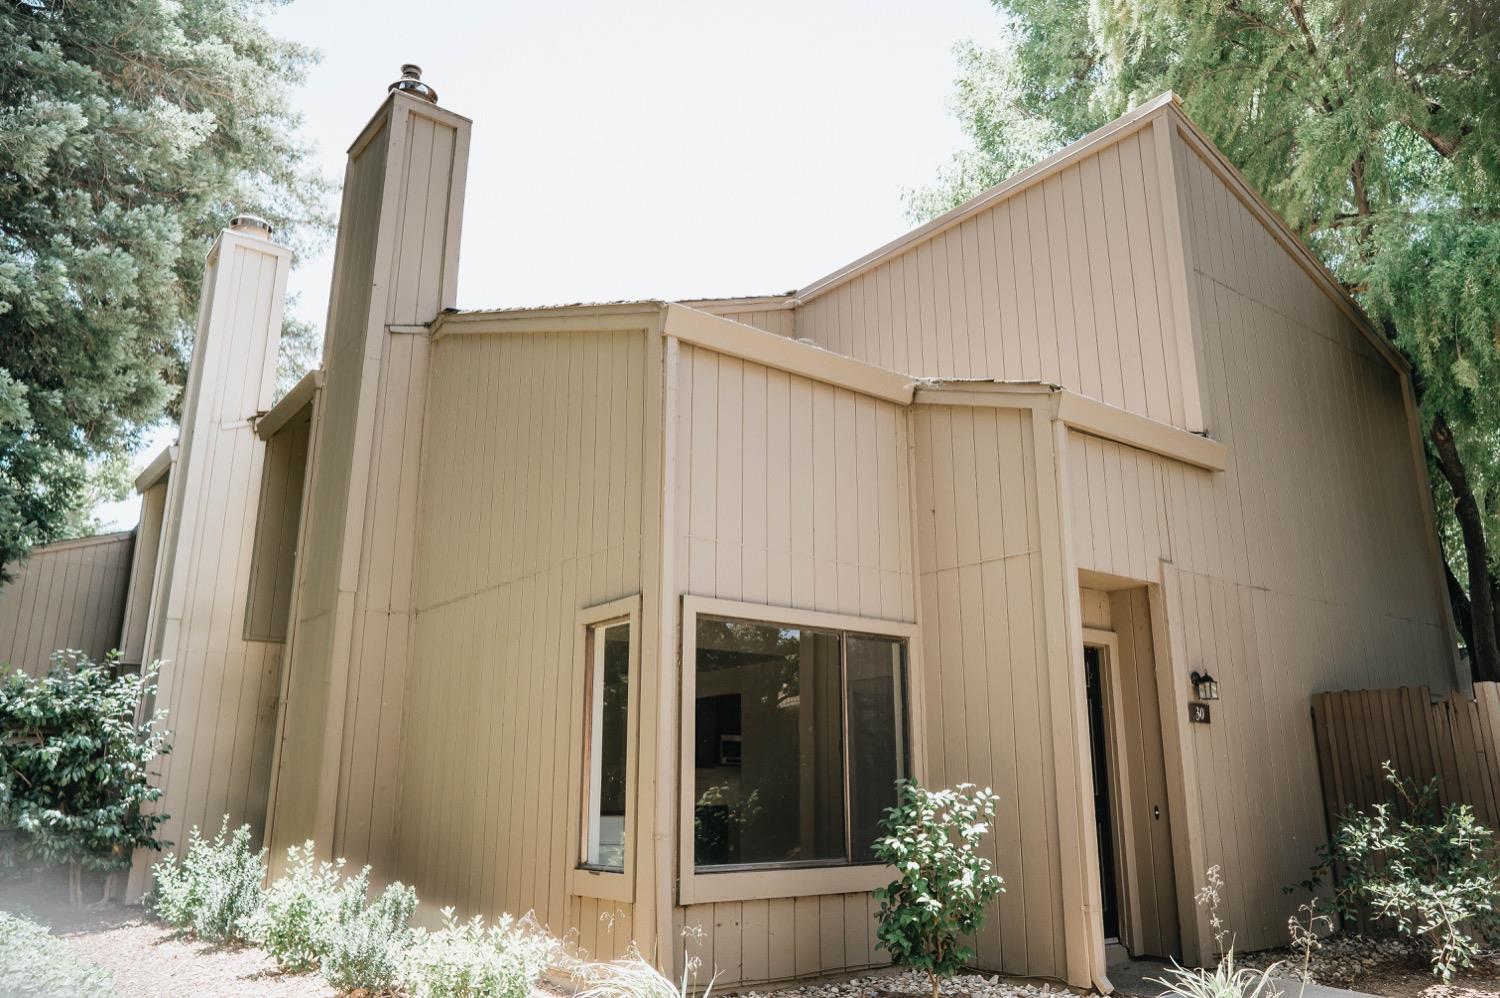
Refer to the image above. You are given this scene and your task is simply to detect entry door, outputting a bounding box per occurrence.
[1083,644,1120,941]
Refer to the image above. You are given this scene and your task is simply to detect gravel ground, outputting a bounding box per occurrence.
[745,969,1079,998]
[1241,934,1500,998]
[61,917,335,998]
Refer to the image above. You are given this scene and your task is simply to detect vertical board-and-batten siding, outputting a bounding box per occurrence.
[1063,121,1454,952]
[265,92,469,878]
[0,533,135,676]
[795,122,1190,430]
[120,480,169,667]
[245,414,312,641]
[911,402,1071,979]
[126,223,292,898]
[401,324,655,958]
[669,342,916,985]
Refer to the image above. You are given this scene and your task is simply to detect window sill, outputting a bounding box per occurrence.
[679,862,895,905]
[569,865,634,904]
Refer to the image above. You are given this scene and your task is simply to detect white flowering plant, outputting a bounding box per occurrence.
[872,781,1006,998]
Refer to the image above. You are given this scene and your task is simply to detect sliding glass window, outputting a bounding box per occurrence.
[692,614,909,871]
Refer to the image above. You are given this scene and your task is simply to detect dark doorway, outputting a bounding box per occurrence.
[1084,644,1120,940]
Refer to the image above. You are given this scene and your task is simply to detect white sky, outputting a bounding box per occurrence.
[98,0,1002,529]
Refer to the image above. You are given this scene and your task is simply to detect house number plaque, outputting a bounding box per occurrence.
[1188,702,1211,724]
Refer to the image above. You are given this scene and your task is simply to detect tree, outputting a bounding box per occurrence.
[0,0,332,582]
[912,0,1500,682]
[0,652,171,906]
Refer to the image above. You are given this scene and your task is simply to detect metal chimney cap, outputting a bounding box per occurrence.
[228,213,273,238]
[389,64,438,104]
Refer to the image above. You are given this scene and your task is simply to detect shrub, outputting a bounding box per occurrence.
[150,818,266,944]
[399,908,556,998]
[0,652,170,904]
[247,841,348,971]
[1151,951,1280,998]
[321,879,418,993]
[570,943,713,998]
[872,782,1006,998]
[0,910,114,997]
[1307,762,1500,980]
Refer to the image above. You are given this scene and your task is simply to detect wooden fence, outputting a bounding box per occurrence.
[1311,683,1500,832]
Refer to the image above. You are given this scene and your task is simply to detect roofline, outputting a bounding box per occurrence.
[431,302,668,339]
[1160,103,1409,375]
[134,445,176,493]
[675,295,799,315]
[24,530,137,556]
[661,303,915,405]
[796,91,1180,303]
[793,90,1406,380]
[255,369,324,440]
[913,381,1228,471]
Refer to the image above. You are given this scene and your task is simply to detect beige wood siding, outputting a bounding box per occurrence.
[398,324,656,958]
[681,300,796,340]
[267,119,391,854]
[127,223,293,898]
[0,533,134,676]
[266,93,470,878]
[910,402,1072,980]
[668,341,916,986]
[1059,128,1453,950]
[245,412,311,642]
[1103,587,1179,960]
[120,482,169,667]
[795,126,1190,429]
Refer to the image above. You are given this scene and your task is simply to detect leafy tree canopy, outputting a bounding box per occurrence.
[0,0,331,580]
[912,0,1500,679]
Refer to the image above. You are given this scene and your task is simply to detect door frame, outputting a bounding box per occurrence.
[1082,627,1144,955]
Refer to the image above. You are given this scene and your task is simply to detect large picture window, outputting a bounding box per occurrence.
[691,611,910,873]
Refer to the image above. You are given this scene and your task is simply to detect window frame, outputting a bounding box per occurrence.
[678,595,921,906]
[568,594,642,903]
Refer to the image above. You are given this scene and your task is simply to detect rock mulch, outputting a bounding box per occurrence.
[745,969,1079,998]
[1240,934,1500,998]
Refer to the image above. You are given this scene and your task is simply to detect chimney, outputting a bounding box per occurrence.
[263,66,472,876]
[126,214,293,899]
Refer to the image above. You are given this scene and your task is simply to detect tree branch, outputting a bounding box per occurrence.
[1430,412,1500,684]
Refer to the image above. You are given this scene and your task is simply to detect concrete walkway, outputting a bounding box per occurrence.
[1106,957,1380,998]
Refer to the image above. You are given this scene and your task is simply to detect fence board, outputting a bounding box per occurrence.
[1311,684,1500,834]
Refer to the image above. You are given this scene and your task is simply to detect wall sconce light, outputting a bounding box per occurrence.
[1190,670,1220,701]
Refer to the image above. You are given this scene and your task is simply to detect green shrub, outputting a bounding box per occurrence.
[571,944,711,998]
[0,911,114,997]
[0,652,170,904]
[872,782,1006,998]
[1307,762,1500,981]
[399,908,555,998]
[150,818,266,943]
[247,841,347,971]
[321,879,418,993]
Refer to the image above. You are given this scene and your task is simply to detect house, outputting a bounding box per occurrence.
[0,67,1462,991]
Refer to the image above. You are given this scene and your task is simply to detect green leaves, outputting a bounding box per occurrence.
[0,651,171,874]
[0,911,114,998]
[0,0,334,578]
[914,0,1500,637]
[150,818,267,944]
[872,782,1006,992]
[1308,762,1500,981]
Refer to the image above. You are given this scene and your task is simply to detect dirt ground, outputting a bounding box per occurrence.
[63,918,335,998]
